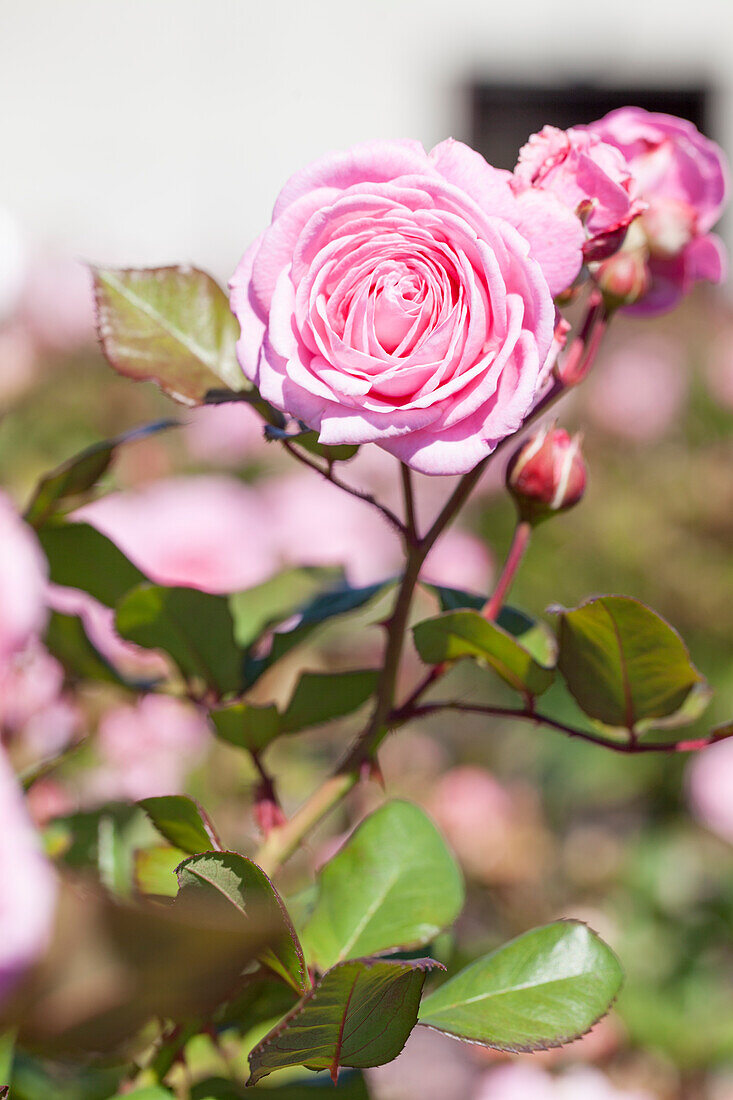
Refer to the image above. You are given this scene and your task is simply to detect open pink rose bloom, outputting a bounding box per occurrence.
[231,139,586,475]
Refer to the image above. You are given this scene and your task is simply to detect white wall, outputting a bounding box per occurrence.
[1,0,731,281]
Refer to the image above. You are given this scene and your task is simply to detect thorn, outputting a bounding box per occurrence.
[330,1062,340,1086]
[360,755,384,788]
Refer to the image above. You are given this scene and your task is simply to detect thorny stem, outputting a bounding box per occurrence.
[401,701,733,755]
[281,439,405,537]
[256,299,611,875]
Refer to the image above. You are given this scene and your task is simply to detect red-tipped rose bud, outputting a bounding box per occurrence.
[594,247,651,310]
[506,424,587,524]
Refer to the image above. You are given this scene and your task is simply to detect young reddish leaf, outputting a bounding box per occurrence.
[248,957,441,1085]
[93,266,245,405]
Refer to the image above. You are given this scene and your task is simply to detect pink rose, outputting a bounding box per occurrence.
[78,476,278,594]
[230,139,585,475]
[514,126,645,260]
[585,107,729,314]
[421,528,494,593]
[585,337,686,442]
[0,491,48,661]
[0,746,57,1003]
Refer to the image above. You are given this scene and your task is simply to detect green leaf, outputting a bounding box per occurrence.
[554,596,705,732]
[303,800,464,972]
[418,920,623,1051]
[177,852,308,995]
[229,566,344,650]
[116,584,243,697]
[38,521,147,608]
[210,702,281,755]
[422,582,484,612]
[412,609,555,698]
[268,581,391,665]
[280,669,378,733]
[25,420,177,528]
[139,796,221,855]
[134,845,186,898]
[248,957,440,1085]
[210,669,378,755]
[93,265,245,405]
[45,609,126,686]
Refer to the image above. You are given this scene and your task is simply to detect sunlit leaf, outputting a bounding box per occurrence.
[248,957,440,1085]
[139,795,221,855]
[134,845,186,898]
[554,596,705,731]
[303,800,464,972]
[93,266,244,404]
[418,920,623,1050]
[412,609,555,697]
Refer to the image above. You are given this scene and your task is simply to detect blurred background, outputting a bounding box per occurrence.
[2,2,733,1098]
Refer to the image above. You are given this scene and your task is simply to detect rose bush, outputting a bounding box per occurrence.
[230,138,585,475]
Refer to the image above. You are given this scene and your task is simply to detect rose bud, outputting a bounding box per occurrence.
[506,425,587,524]
[594,246,651,310]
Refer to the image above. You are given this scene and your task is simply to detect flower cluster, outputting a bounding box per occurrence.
[231,107,728,475]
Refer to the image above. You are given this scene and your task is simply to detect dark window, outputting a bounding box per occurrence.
[469,83,710,170]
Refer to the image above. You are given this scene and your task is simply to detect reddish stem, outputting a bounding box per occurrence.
[482,521,532,622]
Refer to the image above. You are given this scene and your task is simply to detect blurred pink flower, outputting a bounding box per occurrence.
[475,1064,653,1100]
[0,638,79,761]
[0,491,48,661]
[78,476,278,594]
[427,766,547,883]
[184,402,268,465]
[368,1025,480,1100]
[20,255,95,353]
[585,338,686,442]
[421,528,493,593]
[90,694,209,803]
[687,737,733,844]
[0,746,57,1003]
[265,472,401,585]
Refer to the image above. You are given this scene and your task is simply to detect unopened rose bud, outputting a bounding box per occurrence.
[506,425,587,524]
[641,198,697,259]
[594,248,650,310]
